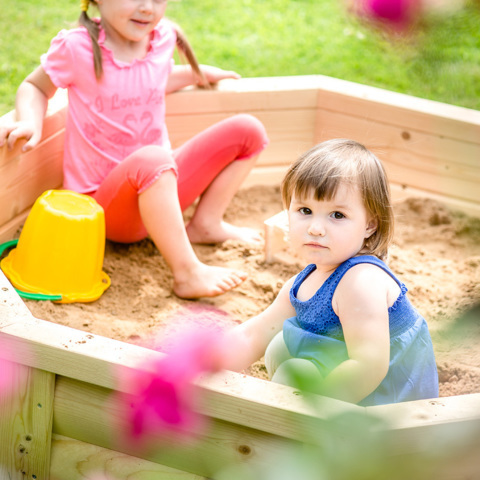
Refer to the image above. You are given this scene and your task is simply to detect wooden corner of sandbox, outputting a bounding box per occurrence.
[1,76,480,479]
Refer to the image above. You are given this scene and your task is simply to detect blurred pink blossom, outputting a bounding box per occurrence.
[114,323,229,447]
[352,0,421,32]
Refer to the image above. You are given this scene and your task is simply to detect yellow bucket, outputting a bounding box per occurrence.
[1,190,110,303]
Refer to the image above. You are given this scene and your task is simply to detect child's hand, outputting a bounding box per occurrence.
[0,120,41,152]
[199,65,241,86]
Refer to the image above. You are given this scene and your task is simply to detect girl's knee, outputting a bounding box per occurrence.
[265,331,292,378]
[127,145,178,193]
[224,114,269,158]
[234,114,268,141]
[271,358,322,388]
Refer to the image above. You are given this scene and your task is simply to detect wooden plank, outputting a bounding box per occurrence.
[0,208,29,244]
[166,109,316,167]
[0,129,64,227]
[51,434,205,480]
[316,108,480,169]
[383,151,479,203]
[369,393,480,454]
[315,75,480,143]
[165,76,320,115]
[52,376,302,479]
[0,269,33,318]
[0,90,66,237]
[0,89,67,169]
[0,364,55,480]
[52,376,480,480]
[365,395,480,479]
[315,109,480,205]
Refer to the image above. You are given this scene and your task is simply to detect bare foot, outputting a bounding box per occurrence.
[173,262,247,299]
[186,220,262,245]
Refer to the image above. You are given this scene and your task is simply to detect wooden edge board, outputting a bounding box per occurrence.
[0,365,55,480]
[0,91,67,168]
[52,376,306,477]
[50,434,206,480]
[49,369,480,478]
[2,270,480,446]
[167,75,480,129]
[0,208,30,244]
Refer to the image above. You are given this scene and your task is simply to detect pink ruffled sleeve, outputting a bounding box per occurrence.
[40,29,89,88]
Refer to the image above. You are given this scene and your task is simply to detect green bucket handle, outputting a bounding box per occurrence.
[0,239,63,302]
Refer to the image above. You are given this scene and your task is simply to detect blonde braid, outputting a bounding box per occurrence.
[78,1,102,79]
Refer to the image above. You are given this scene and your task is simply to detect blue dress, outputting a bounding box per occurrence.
[283,255,439,406]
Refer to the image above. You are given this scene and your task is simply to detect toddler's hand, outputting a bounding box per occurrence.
[0,121,40,152]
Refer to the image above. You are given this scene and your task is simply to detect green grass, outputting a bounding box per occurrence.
[1,0,480,113]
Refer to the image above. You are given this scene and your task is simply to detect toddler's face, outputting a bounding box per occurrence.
[287,182,377,271]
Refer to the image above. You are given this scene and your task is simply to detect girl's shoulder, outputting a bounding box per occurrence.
[47,26,92,52]
[340,255,401,284]
[335,257,403,308]
[54,25,90,41]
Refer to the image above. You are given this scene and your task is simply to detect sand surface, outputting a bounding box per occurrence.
[25,185,480,398]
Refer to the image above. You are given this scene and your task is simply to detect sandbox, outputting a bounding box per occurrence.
[1,75,480,479]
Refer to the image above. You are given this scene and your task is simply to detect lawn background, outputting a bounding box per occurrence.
[1,0,479,114]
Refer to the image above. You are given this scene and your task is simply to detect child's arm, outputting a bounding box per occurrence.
[320,264,392,404]
[0,66,57,152]
[223,276,297,372]
[166,64,240,94]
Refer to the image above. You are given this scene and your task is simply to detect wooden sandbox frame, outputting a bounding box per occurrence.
[1,75,480,479]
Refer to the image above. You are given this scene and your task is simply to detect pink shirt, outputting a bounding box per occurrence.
[41,20,176,193]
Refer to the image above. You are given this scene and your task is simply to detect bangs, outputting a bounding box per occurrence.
[291,170,346,203]
[282,149,359,207]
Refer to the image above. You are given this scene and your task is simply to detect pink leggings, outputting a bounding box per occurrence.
[91,114,268,243]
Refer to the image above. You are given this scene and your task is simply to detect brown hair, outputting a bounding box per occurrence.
[78,3,208,84]
[281,138,394,260]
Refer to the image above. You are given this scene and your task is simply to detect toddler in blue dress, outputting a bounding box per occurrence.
[226,138,438,406]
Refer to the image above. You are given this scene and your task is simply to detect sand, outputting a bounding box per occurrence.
[24,185,480,398]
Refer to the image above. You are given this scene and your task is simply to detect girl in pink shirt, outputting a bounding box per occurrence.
[0,0,268,299]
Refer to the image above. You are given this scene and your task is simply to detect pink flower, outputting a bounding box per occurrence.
[123,356,204,441]
[352,0,421,33]
[113,321,230,449]
[368,0,415,23]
